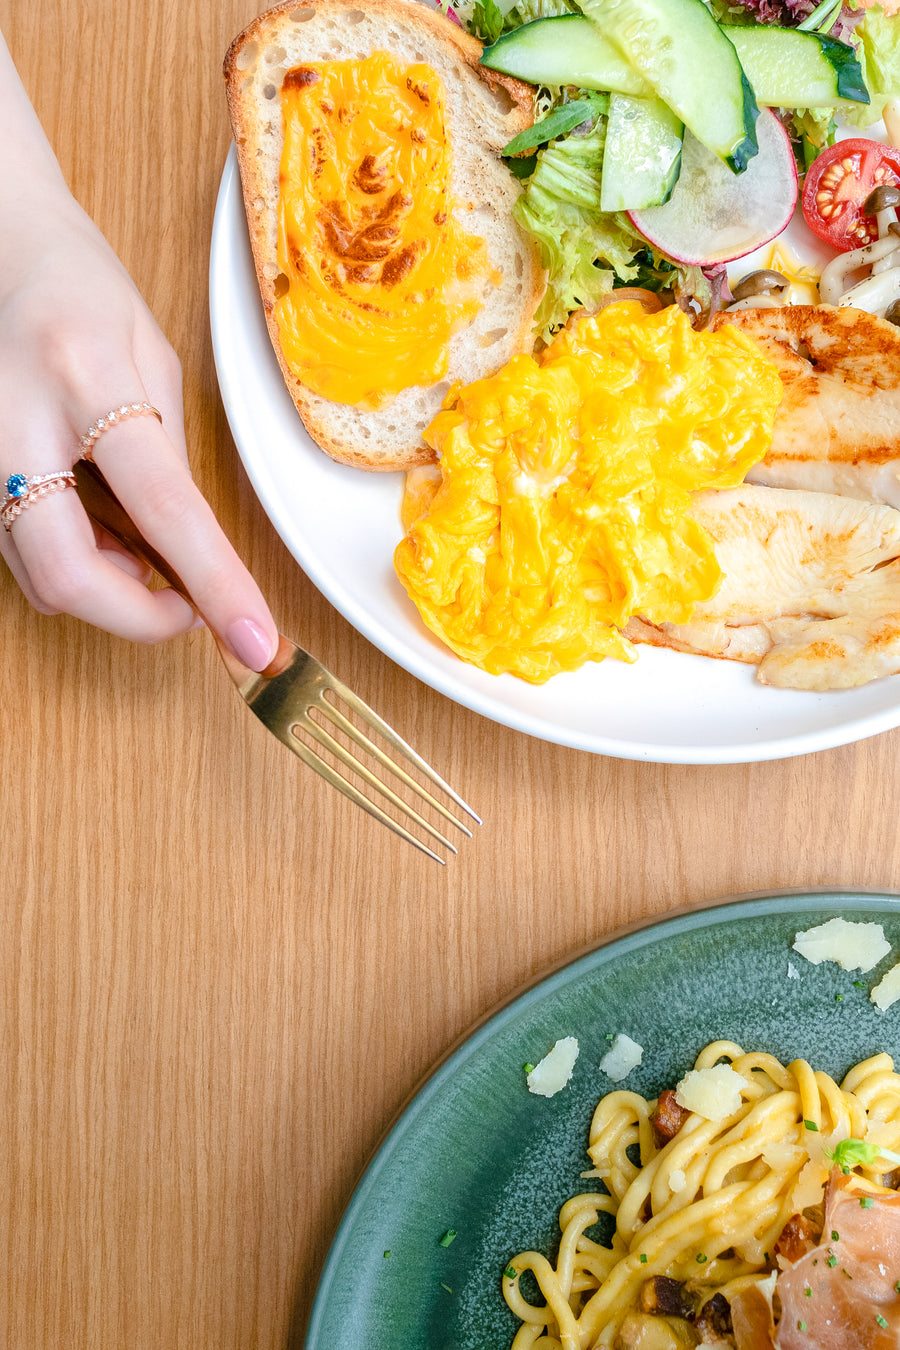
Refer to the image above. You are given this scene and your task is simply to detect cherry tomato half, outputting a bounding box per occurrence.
[801,139,900,252]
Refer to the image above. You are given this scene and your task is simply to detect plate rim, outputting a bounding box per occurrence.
[302,885,900,1347]
[209,145,900,765]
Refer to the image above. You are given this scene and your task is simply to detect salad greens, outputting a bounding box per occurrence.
[826,1137,900,1171]
[857,4,900,123]
[510,114,712,336]
[446,0,900,339]
[463,0,576,44]
[502,96,604,155]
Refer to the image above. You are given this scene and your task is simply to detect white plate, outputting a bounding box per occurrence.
[209,143,900,764]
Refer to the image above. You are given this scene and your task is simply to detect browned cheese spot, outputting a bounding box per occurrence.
[382,242,420,289]
[282,65,320,92]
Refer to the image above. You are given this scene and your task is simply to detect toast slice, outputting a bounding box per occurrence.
[224,0,545,470]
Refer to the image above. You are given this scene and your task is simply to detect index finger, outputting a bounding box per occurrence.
[84,411,279,671]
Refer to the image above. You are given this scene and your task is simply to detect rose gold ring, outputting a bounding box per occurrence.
[79,401,163,462]
[1,471,77,531]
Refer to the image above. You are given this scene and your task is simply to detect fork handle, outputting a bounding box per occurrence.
[74,459,190,599]
[72,459,292,682]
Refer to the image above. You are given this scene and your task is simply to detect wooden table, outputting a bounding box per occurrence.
[3,3,900,1346]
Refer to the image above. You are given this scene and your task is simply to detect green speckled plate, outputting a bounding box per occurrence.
[304,891,900,1349]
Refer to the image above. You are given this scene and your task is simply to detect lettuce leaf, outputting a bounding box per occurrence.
[512,121,715,339]
[507,0,578,18]
[451,0,576,39]
[849,5,900,125]
[512,121,640,339]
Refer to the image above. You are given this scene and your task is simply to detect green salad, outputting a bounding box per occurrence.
[441,0,900,338]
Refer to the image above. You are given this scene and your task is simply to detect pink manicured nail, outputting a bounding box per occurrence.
[226,617,275,670]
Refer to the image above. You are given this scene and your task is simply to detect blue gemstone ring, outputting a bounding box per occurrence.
[1,470,77,530]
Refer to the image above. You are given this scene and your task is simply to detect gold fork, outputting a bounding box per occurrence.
[73,459,480,862]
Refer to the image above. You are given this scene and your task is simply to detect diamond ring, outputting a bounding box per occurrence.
[79,402,163,461]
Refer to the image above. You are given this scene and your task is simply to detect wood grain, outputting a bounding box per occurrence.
[2,3,900,1347]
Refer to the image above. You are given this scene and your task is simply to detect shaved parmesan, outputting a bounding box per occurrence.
[675,1065,744,1121]
[871,961,900,1011]
[526,1037,579,1097]
[866,1120,900,1149]
[669,1169,687,1193]
[761,1141,804,1171]
[792,917,890,972]
[599,1034,644,1082]
[790,1159,828,1212]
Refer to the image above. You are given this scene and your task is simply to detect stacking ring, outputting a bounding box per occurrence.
[79,401,162,461]
[1,471,77,531]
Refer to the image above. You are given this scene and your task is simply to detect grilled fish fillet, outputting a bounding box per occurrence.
[626,484,900,690]
[715,305,900,508]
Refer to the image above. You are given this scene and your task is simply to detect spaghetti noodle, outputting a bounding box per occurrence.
[502,1042,900,1348]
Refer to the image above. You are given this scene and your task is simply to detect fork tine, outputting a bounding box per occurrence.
[321,677,482,826]
[73,460,477,858]
[314,696,473,836]
[297,709,460,853]
[285,731,449,864]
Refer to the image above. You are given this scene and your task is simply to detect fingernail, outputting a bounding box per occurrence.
[226,617,275,671]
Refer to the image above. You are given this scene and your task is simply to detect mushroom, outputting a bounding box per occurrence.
[731,269,789,302]
[864,185,900,275]
[837,263,900,314]
[819,187,900,319]
[725,269,789,311]
[884,96,900,151]
[819,226,900,306]
[726,295,785,311]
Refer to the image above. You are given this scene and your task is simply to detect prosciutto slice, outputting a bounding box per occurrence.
[775,1170,900,1349]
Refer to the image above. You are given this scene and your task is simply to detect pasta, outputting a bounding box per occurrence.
[501,1042,900,1349]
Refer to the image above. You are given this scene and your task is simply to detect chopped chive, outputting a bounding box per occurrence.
[503,1265,517,1280]
[835,994,844,1003]
[797,1319,807,1332]
[523,1063,535,1075]
[383,1250,391,1259]
[639,1253,648,1263]
[805,1287,812,1297]
[854,980,865,988]
[439,1229,457,1246]
[895,1280,900,1294]
[860,1197,874,1209]
[843,1269,853,1279]
[877,1314,889,1329]
[831,1230,840,1241]
[804,1120,819,1132]
[605,1033,614,1041]
[696,1253,708,1264]
[440,1282,453,1294]
[827,1256,838,1268]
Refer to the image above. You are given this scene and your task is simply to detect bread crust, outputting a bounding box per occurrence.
[224,0,544,471]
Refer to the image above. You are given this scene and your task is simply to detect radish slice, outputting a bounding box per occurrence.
[629,108,798,267]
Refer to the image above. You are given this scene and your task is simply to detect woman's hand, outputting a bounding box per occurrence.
[0,31,278,671]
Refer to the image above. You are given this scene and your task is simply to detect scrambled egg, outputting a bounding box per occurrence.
[394,302,783,683]
[274,53,496,409]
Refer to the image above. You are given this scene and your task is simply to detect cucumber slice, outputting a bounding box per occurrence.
[577,0,759,173]
[629,107,798,266]
[600,95,683,211]
[723,27,869,108]
[480,14,652,97]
